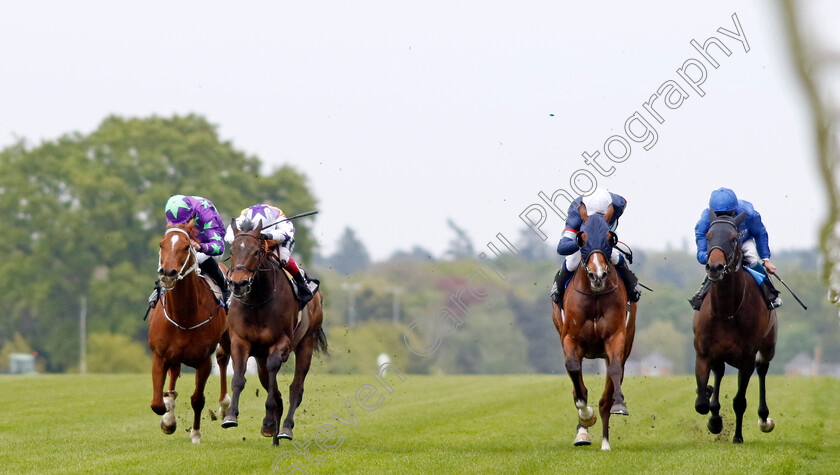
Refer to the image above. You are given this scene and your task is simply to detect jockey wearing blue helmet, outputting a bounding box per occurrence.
[689,187,781,310]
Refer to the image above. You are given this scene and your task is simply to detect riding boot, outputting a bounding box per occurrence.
[550,265,575,309]
[199,258,231,309]
[148,281,161,309]
[750,263,782,309]
[688,277,711,311]
[615,262,641,303]
[293,270,314,306]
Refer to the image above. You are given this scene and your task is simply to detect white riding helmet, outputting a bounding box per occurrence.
[582,189,612,215]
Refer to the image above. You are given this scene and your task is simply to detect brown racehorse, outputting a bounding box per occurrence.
[693,210,777,443]
[222,219,327,445]
[550,205,636,450]
[148,221,231,444]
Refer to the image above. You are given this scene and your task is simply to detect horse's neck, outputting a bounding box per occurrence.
[709,270,747,317]
[165,273,205,321]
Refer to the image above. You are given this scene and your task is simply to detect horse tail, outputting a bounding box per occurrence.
[313,327,329,356]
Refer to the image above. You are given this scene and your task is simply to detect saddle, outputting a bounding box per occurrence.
[197,268,225,306]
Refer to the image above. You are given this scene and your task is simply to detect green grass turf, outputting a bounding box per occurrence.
[0,373,837,474]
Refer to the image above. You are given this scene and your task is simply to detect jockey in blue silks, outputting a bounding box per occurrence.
[689,187,782,310]
[550,188,641,308]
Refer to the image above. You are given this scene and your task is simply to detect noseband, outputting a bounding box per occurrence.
[577,250,618,296]
[158,228,198,290]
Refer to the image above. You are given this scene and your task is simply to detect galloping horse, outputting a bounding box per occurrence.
[693,210,777,443]
[148,221,231,444]
[550,205,636,450]
[222,219,327,445]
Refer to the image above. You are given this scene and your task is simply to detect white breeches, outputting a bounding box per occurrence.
[564,248,621,270]
[196,252,211,264]
[741,240,759,267]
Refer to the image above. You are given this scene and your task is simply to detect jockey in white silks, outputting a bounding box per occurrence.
[224,204,314,305]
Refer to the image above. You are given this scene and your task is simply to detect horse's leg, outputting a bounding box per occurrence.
[257,357,270,390]
[216,332,232,416]
[732,361,754,444]
[189,357,211,444]
[279,336,316,440]
[694,354,713,415]
[263,340,290,444]
[605,332,628,415]
[222,335,251,429]
[150,353,167,416]
[160,365,180,434]
[707,362,725,434]
[563,338,594,446]
[599,364,615,451]
[756,350,775,433]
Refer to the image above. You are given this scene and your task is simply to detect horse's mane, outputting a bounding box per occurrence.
[238,218,257,233]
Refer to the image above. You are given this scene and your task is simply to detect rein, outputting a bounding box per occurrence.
[158,227,218,331]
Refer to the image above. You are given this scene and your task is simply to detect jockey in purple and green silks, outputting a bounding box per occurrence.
[148,194,230,310]
[688,187,782,310]
[224,204,315,305]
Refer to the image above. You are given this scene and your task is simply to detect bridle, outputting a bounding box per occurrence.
[158,227,198,290]
[157,227,216,331]
[707,219,741,277]
[227,232,277,306]
[577,249,618,296]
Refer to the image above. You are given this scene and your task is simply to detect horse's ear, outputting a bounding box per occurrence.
[255,221,263,235]
[733,211,747,227]
[708,208,717,223]
[579,203,589,223]
[604,204,614,224]
[608,231,618,247]
[231,218,239,233]
[576,231,586,248]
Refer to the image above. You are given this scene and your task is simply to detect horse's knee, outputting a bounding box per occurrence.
[232,374,246,392]
[733,396,747,414]
[565,357,581,373]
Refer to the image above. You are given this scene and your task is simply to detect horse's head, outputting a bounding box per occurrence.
[705,209,746,281]
[158,222,199,290]
[227,218,266,298]
[576,205,618,292]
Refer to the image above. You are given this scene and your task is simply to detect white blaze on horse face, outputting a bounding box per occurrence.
[170,234,180,252]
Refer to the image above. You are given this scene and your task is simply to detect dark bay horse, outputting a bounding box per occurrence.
[550,205,636,450]
[222,219,327,445]
[148,222,231,444]
[694,210,777,443]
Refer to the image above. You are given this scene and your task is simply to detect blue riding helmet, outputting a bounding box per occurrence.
[709,187,738,213]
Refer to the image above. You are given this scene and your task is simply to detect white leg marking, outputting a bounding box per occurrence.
[220,393,231,416]
[190,428,201,444]
[601,438,611,451]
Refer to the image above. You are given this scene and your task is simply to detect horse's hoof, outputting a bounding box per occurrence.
[220,394,231,417]
[190,428,201,444]
[261,422,279,438]
[695,399,710,415]
[161,420,177,435]
[610,403,629,415]
[277,428,293,440]
[758,417,775,433]
[573,426,591,446]
[733,435,743,444]
[573,433,591,446]
[601,438,611,451]
[579,411,597,428]
[221,418,238,429]
[708,416,722,435]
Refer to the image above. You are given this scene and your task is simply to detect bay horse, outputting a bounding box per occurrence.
[693,209,777,443]
[148,221,231,444]
[550,205,636,450]
[222,219,327,445]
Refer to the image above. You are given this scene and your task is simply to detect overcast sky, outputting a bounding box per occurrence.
[1,1,835,261]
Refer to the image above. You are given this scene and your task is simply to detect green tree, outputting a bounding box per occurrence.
[0,114,318,371]
[85,332,151,373]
